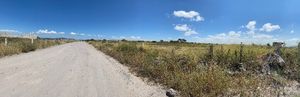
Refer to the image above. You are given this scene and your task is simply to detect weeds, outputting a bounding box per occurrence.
[0,37,69,57]
[89,41,300,97]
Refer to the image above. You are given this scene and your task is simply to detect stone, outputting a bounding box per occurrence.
[166,88,177,97]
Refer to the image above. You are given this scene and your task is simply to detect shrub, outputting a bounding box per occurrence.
[0,37,68,57]
[17,42,37,52]
[89,41,299,97]
[177,65,231,97]
[0,44,21,57]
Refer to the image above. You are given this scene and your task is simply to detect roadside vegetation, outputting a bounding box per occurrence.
[0,37,71,57]
[89,39,300,97]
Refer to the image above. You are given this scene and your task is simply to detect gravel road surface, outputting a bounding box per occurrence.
[0,42,164,97]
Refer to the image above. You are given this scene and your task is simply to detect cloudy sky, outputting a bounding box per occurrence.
[0,0,299,46]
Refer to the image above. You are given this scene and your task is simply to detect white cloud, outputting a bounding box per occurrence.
[252,34,273,39]
[191,21,296,46]
[184,30,198,36]
[244,21,280,36]
[228,31,241,38]
[36,29,64,34]
[286,38,299,46]
[174,24,198,36]
[70,32,76,35]
[172,11,203,36]
[194,29,276,45]
[288,38,298,41]
[246,21,256,31]
[130,36,141,39]
[174,24,189,32]
[245,21,256,35]
[69,32,86,36]
[208,31,241,40]
[119,36,142,40]
[290,30,294,34]
[119,36,125,39]
[0,29,19,33]
[173,10,204,22]
[194,35,276,45]
[260,23,280,32]
[0,29,20,37]
[208,33,226,40]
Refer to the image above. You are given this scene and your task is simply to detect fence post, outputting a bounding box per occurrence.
[4,38,7,46]
[298,42,300,64]
[209,44,214,61]
[31,38,34,44]
[239,42,244,63]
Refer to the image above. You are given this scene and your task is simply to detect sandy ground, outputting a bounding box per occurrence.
[0,42,165,97]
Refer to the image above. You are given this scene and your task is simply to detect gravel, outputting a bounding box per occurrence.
[0,42,165,97]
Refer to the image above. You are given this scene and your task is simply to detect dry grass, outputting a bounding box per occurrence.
[89,40,300,97]
[0,37,70,57]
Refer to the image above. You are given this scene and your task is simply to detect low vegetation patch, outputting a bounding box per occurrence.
[0,37,71,57]
[89,40,300,97]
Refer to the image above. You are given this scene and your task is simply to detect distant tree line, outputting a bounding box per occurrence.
[87,38,189,43]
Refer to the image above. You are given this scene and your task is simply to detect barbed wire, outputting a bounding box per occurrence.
[0,32,37,39]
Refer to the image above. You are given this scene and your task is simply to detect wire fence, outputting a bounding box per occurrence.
[0,32,37,46]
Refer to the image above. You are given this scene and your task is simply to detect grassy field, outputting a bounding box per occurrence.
[0,37,71,57]
[89,40,300,97]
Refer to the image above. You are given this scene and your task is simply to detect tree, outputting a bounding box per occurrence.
[267,43,271,47]
[177,38,187,43]
[102,39,107,42]
[170,40,178,43]
[121,39,127,42]
[160,40,164,43]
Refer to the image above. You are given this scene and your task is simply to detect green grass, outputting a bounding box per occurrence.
[89,40,300,97]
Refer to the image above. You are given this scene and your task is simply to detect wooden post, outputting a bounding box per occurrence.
[298,42,300,64]
[209,44,214,61]
[31,38,34,44]
[4,38,7,46]
[239,42,244,63]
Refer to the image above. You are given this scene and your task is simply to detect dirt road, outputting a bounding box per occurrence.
[0,42,164,97]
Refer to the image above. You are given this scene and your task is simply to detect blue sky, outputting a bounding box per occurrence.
[0,0,299,46]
